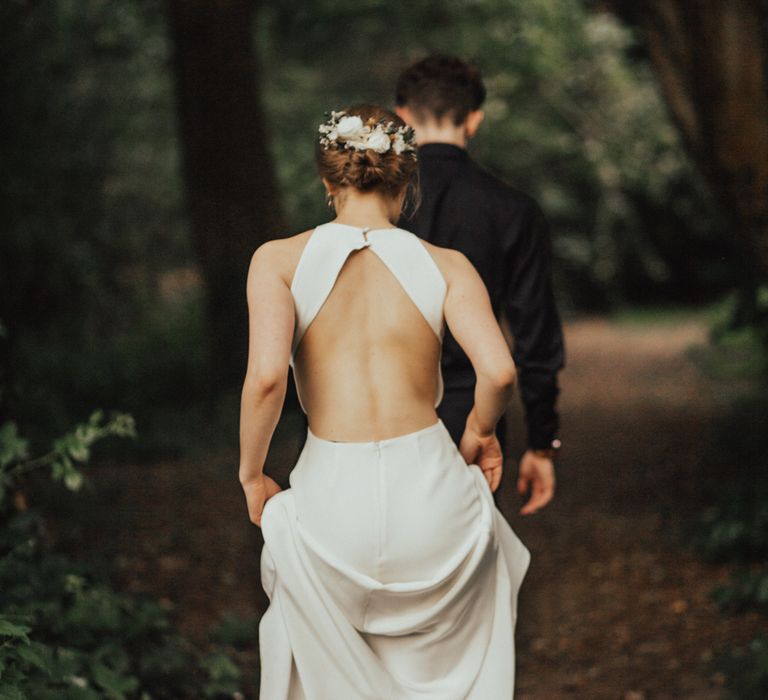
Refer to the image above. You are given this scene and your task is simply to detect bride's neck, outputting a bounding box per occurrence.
[332,190,400,229]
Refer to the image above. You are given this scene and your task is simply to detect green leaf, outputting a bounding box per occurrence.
[46,647,81,679]
[0,423,29,469]
[201,648,242,696]
[63,574,86,595]
[15,642,51,673]
[108,414,137,440]
[63,470,84,492]
[74,425,98,445]
[67,442,90,464]
[90,661,139,699]
[0,619,31,641]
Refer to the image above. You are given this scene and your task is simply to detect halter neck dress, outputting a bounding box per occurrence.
[258,222,531,699]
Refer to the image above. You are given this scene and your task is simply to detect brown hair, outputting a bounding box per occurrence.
[316,104,419,199]
[395,54,486,126]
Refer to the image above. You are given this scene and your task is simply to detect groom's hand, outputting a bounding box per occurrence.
[517,450,555,515]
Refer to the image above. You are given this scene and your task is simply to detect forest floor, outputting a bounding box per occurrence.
[56,316,765,699]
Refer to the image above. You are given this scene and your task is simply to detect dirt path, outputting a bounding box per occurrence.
[72,317,764,698]
[507,318,763,699]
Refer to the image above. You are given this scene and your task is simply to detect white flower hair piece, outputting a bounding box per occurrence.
[318,110,417,156]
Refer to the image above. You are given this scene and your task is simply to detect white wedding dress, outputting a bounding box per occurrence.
[258,222,531,699]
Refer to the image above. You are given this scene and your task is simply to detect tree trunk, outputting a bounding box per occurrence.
[166,0,285,391]
[608,0,768,275]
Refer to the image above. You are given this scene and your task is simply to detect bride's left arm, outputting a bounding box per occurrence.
[238,241,295,524]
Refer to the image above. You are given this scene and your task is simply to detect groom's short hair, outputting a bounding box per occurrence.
[395,55,486,126]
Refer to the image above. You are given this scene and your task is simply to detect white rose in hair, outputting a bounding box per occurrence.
[367,130,392,154]
[391,133,406,155]
[336,115,365,139]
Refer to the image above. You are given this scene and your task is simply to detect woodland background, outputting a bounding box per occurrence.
[1,1,767,698]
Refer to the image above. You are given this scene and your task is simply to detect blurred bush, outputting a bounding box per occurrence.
[689,323,768,697]
[7,293,230,457]
[715,635,768,700]
[208,613,261,651]
[0,413,244,698]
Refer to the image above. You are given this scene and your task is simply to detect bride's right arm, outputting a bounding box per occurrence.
[441,249,516,491]
[238,241,295,522]
[442,249,517,438]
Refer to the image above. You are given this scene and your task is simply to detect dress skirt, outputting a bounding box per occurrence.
[258,419,531,700]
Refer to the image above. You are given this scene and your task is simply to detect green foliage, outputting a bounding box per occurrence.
[686,289,768,382]
[0,0,187,339]
[696,499,768,564]
[0,512,243,698]
[691,391,768,620]
[208,614,260,651]
[0,419,245,698]
[715,635,768,700]
[0,411,136,508]
[200,650,243,698]
[0,0,196,452]
[693,327,768,381]
[691,339,768,697]
[259,0,733,308]
[713,569,768,615]
[9,296,220,457]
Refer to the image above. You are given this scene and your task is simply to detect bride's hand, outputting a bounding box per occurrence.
[241,474,282,527]
[459,425,503,493]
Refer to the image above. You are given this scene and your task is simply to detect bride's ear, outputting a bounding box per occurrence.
[321,177,336,196]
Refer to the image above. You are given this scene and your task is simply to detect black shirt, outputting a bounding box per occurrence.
[398,143,564,450]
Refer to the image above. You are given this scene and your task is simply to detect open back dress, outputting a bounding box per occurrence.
[258,222,531,699]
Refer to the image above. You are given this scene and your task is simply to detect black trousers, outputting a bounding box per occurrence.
[438,387,508,451]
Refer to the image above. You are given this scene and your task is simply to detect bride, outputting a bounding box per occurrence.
[239,104,531,699]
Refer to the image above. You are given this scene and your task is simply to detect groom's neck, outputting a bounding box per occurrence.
[411,120,468,148]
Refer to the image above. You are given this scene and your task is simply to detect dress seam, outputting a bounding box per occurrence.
[376,442,385,580]
[361,443,383,629]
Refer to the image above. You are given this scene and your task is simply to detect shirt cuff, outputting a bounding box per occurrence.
[523,397,560,450]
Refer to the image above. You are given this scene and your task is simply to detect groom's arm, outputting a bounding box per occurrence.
[502,200,564,452]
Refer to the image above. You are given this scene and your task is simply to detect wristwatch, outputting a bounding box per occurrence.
[531,438,562,460]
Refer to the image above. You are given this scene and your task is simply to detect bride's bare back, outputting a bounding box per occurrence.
[245,223,514,443]
[293,230,442,441]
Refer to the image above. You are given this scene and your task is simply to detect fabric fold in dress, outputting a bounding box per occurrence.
[259,419,531,700]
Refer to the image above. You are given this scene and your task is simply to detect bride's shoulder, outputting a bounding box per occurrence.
[403,233,472,285]
[249,228,316,281]
[252,228,314,256]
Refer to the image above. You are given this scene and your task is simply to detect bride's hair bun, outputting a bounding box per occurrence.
[348,150,389,189]
[316,104,418,197]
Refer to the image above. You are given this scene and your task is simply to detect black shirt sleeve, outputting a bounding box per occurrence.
[502,201,565,450]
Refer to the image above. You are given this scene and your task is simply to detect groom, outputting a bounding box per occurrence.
[395,55,564,515]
